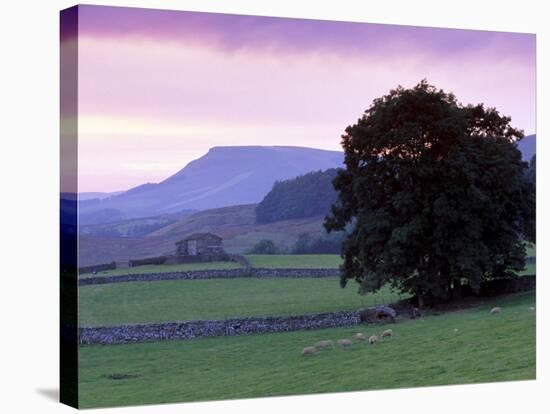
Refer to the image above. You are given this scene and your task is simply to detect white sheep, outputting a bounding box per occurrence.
[490,307,501,315]
[315,340,334,350]
[337,339,353,347]
[302,346,316,356]
[355,333,366,341]
[381,329,393,338]
[528,307,535,312]
[368,335,379,345]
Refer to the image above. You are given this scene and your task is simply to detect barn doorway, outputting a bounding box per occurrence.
[188,240,198,255]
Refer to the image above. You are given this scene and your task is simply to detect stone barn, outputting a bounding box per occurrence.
[175,233,225,257]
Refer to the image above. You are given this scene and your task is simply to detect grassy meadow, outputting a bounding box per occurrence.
[521,263,536,275]
[525,243,536,257]
[79,252,533,277]
[79,251,535,326]
[79,254,343,278]
[79,278,403,326]
[245,254,342,268]
[78,291,536,408]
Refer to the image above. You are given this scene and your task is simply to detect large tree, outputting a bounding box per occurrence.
[325,81,535,306]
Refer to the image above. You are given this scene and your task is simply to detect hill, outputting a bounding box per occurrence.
[517,133,536,161]
[79,146,344,223]
[79,191,124,201]
[78,204,329,266]
[79,210,195,237]
[256,169,338,223]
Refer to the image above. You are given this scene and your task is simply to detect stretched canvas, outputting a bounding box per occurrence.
[60,4,536,409]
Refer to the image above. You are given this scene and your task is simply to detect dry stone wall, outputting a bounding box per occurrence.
[78,262,116,274]
[78,276,536,345]
[79,310,360,344]
[79,267,340,286]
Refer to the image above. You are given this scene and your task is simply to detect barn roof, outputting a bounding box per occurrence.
[176,232,223,243]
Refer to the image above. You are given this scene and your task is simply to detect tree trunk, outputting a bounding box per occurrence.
[451,280,462,300]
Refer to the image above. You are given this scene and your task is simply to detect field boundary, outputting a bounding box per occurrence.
[78,267,340,285]
[79,277,535,344]
[79,310,360,344]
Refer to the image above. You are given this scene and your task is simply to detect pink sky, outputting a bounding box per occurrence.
[65,5,536,193]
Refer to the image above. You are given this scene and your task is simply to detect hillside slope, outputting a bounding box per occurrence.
[78,204,328,266]
[256,169,338,223]
[517,133,536,161]
[79,146,344,223]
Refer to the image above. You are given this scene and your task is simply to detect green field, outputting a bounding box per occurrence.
[78,291,536,408]
[246,254,342,268]
[80,255,343,278]
[521,263,536,275]
[524,243,536,257]
[245,253,535,271]
[79,278,403,326]
[80,261,241,277]
[80,252,531,276]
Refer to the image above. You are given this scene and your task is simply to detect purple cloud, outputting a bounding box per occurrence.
[63,5,536,192]
[72,5,535,62]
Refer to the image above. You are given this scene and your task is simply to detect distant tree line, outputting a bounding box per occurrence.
[246,231,347,255]
[255,169,339,224]
[246,239,280,255]
[292,232,347,254]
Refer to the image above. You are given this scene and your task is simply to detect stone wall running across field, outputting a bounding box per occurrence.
[78,262,117,275]
[79,267,340,286]
[78,276,536,345]
[79,310,361,345]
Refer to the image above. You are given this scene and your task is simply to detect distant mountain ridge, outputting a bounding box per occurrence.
[79,146,344,223]
[78,137,535,225]
[517,134,536,162]
[79,191,124,201]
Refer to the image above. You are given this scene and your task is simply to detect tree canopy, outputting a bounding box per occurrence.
[256,169,338,224]
[247,239,279,255]
[325,80,535,305]
[292,231,347,254]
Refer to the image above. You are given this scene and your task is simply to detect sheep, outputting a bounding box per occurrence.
[302,346,316,356]
[355,333,366,341]
[490,307,501,315]
[337,339,353,347]
[368,335,379,345]
[381,329,393,338]
[315,340,334,350]
[528,307,536,312]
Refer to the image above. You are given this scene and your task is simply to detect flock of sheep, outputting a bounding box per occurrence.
[302,329,393,356]
[302,305,535,356]
[491,306,535,315]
